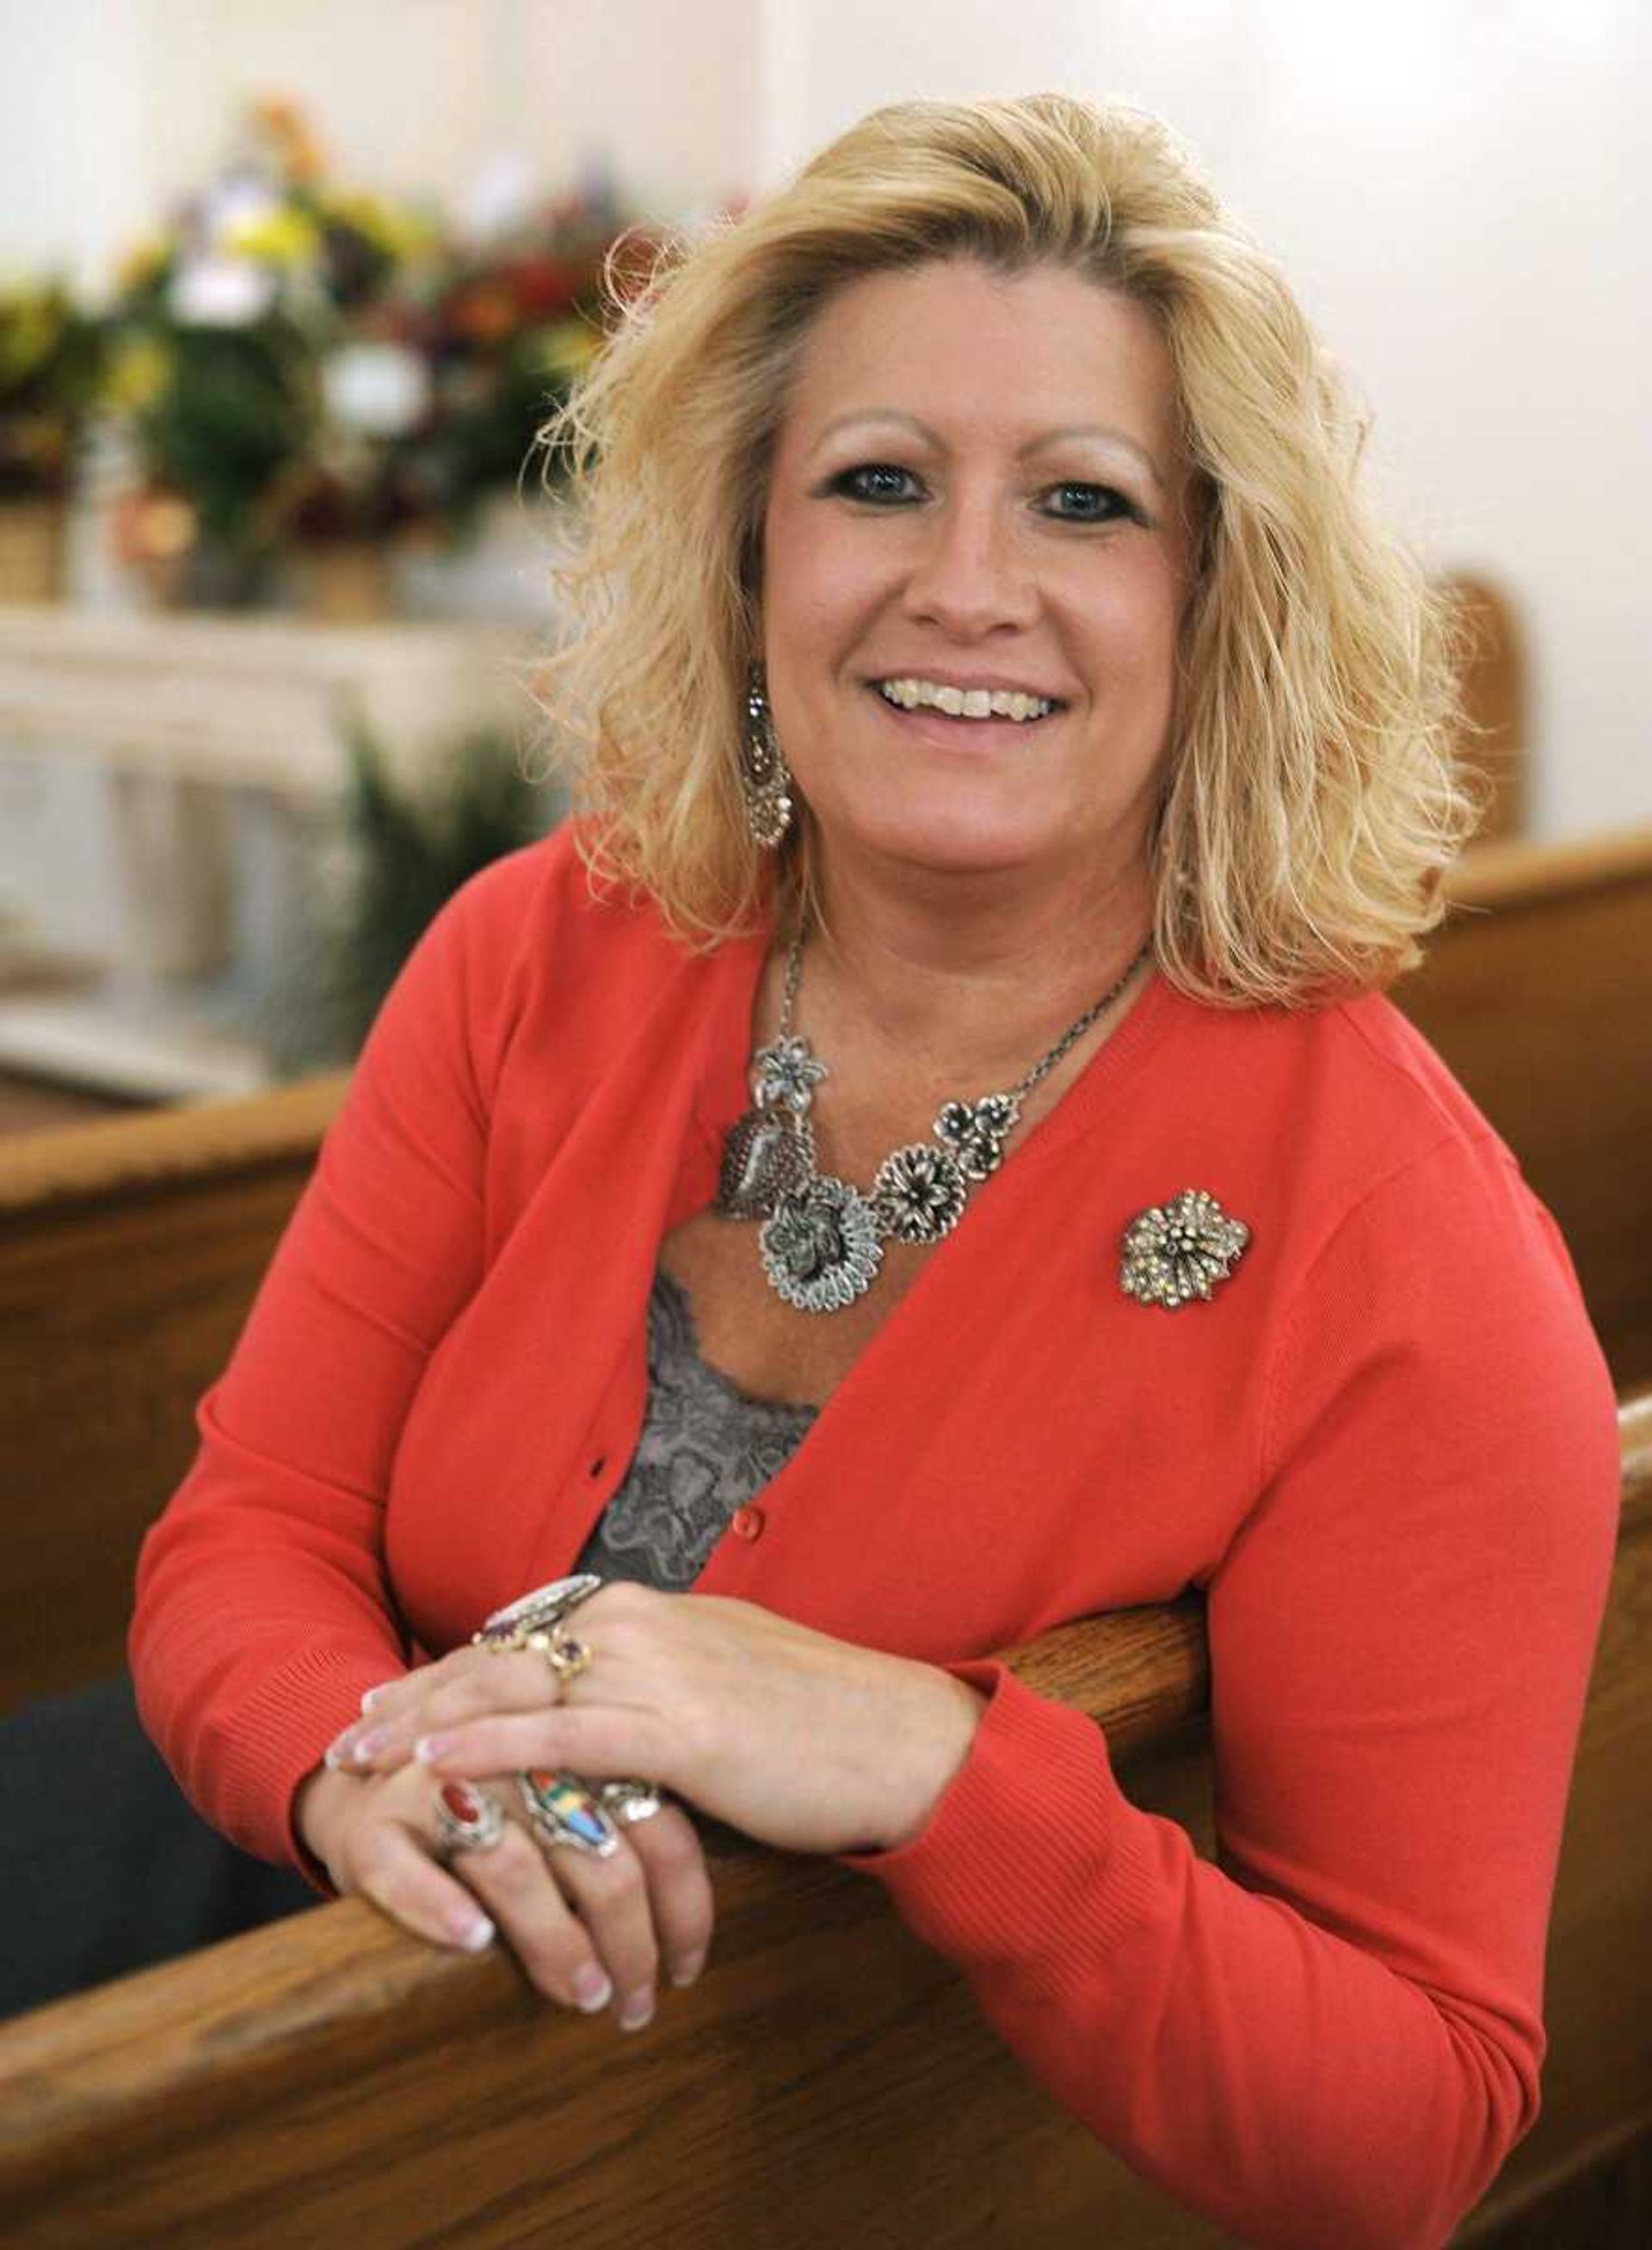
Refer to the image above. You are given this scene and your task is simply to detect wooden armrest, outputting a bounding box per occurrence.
[0,1601,1211,2247]
[2,1400,1646,2247]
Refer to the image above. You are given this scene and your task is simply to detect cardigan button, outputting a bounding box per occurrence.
[730,1505,765,1542]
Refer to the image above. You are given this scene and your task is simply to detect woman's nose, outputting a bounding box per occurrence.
[900,497,1038,638]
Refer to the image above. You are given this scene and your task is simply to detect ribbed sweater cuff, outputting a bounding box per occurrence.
[838,1660,1162,1970]
[219,1637,409,1889]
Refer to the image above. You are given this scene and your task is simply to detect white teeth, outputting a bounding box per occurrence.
[876,678,1055,721]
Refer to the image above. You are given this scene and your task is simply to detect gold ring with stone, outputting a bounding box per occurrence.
[479,1619,592,1698]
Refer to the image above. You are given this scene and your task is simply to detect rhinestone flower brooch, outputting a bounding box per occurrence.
[1119,1188,1250,1310]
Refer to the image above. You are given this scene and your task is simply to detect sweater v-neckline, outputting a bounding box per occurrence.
[681,928,1184,1511]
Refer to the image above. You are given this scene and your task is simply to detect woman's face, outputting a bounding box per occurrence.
[759,256,1199,897]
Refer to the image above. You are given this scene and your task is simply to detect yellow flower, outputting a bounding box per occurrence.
[105,335,174,412]
[222,205,322,268]
[115,232,173,293]
[318,189,439,266]
[0,299,62,391]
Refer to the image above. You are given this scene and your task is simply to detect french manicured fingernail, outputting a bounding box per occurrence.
[348,1729,385,1763]
[361,1686,388,1712]
[573,1966,613,2013]
[669,1951,705,1988]
[453,1912,496,1952]
[617,1987,655,2031]
[414,1734,454,1764]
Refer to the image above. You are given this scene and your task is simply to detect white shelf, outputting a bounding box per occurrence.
[0,992,271,1104]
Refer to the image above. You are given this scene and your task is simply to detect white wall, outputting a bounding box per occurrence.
[0,3,148,296]
[3,0,1646,840]
[0,0,762,279]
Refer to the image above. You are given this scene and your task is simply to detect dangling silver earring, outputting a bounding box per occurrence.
[743,663,793,848]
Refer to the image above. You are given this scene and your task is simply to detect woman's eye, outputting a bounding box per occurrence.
[833,464,921,504]
[1043,482,1137,523]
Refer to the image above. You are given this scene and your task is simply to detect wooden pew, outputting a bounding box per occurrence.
[1,1395,1645,2248]
[1396,827,1652,1396]
[0,1075,347,1712]
[1440,571,1527,844]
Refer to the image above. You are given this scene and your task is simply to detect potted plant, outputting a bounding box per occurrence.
[102,98,441,611]
[0,276,102,601]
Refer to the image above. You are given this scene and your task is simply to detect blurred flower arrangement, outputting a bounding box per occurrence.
[96,96,660,609]
[0,278,104,501]
[380,186,659,546]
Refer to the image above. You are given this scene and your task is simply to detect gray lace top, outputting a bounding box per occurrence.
[570,1267,817,1590]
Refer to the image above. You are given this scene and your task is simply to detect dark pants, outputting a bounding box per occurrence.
[0,1671,317,2020]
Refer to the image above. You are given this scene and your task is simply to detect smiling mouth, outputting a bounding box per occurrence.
[870,679,1063,724]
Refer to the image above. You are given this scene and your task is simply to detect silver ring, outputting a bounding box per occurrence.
[475,1574,603,1645]
[517,1768,620,1858]
[599,1778,666,1826]
[433,1779,505,1858]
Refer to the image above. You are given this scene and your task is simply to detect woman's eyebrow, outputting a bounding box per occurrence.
[1024,424,1166,493]
[807,409,1165,491]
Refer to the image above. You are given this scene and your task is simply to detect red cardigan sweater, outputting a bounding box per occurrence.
[132,826,1620,2250]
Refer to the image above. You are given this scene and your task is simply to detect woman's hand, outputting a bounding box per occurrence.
[323,1584,988,1859]
[294,1752,714,2031]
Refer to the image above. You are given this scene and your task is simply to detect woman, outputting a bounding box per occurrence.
[130,96,1618,2247]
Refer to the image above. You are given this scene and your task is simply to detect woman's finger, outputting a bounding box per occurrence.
[339,1766,626,2016]
[498,1789,715,2015]
[332,1584,663,1768]
[441,1806,633,2016]
[410,1703,680,1791]
[496,1786,663,2030]
[352,1646,470,1720]
[447,1778,713,2027]
[327,1649,565,1771]
[337,1797,499,1957]
[327,1761,715,2025]
[622,1802,717,1987]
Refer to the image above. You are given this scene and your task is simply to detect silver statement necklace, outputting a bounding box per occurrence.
[714,927,1151,1313]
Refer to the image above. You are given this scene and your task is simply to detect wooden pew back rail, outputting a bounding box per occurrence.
[0,1399,1645,2248]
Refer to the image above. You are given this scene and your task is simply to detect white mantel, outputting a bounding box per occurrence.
[0,606,540,798]
[0,606,554,1101]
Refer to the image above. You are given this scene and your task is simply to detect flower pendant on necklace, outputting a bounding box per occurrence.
[872,1142,968,1244]
[759,1176,884,1312]
[935,1093,1019,1180]
[751,1033,826,1115]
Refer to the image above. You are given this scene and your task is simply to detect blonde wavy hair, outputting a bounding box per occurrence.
[528,93,1477,1006]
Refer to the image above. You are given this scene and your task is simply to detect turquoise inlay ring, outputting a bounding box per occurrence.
[517,1769,621,1858]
